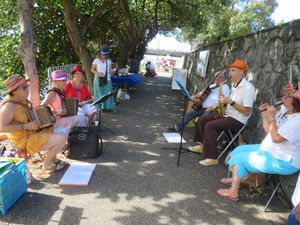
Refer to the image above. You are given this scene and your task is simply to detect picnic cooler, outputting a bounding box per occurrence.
[0,158,27,215]
[68,127,102,159]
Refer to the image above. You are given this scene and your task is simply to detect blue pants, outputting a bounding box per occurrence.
[175,107,207,129]
[288,208,300,225]
[228,144,298,179]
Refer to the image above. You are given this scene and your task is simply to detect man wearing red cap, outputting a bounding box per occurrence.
[189,59,256,166]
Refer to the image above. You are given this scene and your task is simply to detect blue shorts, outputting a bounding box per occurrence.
[227,144,298,179]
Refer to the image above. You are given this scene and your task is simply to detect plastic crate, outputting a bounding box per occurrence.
[0,158,27,215]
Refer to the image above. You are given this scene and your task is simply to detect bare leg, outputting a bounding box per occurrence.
[227,165,242,196]
[87,112,95,126]
[39,134,67,165]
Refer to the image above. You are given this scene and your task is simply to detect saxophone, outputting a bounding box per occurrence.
[213,81,226,119]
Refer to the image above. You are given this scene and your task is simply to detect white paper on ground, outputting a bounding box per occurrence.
[58,163,96,187]
[163,132,186,143]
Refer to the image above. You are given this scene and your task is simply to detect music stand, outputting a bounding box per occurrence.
[163,80,195,166]
[91,92,116,134]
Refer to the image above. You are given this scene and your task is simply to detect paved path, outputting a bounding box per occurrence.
[0,73,288,224]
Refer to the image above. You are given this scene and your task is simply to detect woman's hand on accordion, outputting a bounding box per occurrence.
[23,121,39,130]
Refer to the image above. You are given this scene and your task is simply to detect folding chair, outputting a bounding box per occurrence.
[263,172,298,212]
[217,122,248,160]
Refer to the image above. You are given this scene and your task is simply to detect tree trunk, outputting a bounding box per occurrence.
[17,0,40,107]
[62,0,94,91]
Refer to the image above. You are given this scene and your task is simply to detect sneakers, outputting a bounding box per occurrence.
[199,158,219,166]
[188,145,203,153]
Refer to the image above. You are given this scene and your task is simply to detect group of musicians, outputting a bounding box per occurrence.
[169,59,300,222]
[0,64,105,171]
[0,47,116,171]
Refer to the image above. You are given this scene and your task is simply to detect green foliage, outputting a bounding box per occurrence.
[182,0,278,45]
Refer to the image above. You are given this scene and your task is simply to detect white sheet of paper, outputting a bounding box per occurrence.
[163,132,186,143]
[58,163,96,187]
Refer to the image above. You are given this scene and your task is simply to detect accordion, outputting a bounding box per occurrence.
[29,106,56,129]
[64,97,79,117]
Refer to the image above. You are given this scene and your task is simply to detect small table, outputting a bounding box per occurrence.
[111,74,142,89]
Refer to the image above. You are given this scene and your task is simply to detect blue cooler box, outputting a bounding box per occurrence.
[0,158,27,215]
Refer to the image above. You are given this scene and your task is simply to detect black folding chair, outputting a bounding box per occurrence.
[264,173,298,212]
[217,122,248,160]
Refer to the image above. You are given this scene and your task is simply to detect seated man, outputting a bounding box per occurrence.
[42,70,87,130]
[0,75,67,171]
[216,91,300,202]
[168,72,230,132]
[189,59,256,165]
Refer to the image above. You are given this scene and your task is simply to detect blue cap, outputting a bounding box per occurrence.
[98,47,110,55]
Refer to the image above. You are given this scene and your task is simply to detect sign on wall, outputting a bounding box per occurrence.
[196,50,210,77]
[171,68,187,90]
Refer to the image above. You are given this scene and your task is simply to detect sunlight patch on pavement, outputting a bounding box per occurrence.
[141,150,160,156]
[142,160,159,165]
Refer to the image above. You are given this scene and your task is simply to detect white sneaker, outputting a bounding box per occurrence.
[188,145,203,153]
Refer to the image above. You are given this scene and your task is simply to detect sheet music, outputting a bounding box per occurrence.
[175,80,193,101]
[58,163,96,186]
[163,133,186,143]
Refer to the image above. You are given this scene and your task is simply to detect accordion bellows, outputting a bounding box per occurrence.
[29,106,56,129]
[64,98,79,117]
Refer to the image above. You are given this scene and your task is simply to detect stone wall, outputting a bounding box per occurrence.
[185,19,300,143]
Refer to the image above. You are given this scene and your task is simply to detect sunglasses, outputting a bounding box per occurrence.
[21,84,29,91]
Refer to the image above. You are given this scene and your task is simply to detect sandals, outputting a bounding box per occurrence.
[220,177,233,186]
[216,188,240,202]
[43,162,66,172]
[54,158,66,165]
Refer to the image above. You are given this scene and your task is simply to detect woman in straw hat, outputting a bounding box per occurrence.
[0,75,66,171]
[65,65,97,126]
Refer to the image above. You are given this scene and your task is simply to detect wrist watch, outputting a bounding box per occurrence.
[230,101,235,106]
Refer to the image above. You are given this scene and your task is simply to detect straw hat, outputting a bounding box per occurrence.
[3,75,30,94]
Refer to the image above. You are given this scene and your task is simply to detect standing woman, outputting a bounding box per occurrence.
[65,65,97,126]
[91,47,116,112]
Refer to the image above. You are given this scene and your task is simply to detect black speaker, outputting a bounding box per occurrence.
[68,127,102,159]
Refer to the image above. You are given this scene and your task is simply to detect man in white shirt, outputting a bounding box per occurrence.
[189,59,256,166]
[168,72,230,132]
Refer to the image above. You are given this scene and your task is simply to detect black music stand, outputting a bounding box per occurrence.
[91,92,116,134]
[162,80,195,166]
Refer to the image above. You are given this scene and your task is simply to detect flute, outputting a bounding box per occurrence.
[259,100,283,112]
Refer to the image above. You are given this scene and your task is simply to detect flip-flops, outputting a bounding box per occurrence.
[43,162,66,172]
[216,188,240,202]
[220,177,233,186]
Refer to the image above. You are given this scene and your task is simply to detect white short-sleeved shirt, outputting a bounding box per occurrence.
[260,110,300,169]
[92,58,111,81]
[202,84,231,108]
[225,78,255,124]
